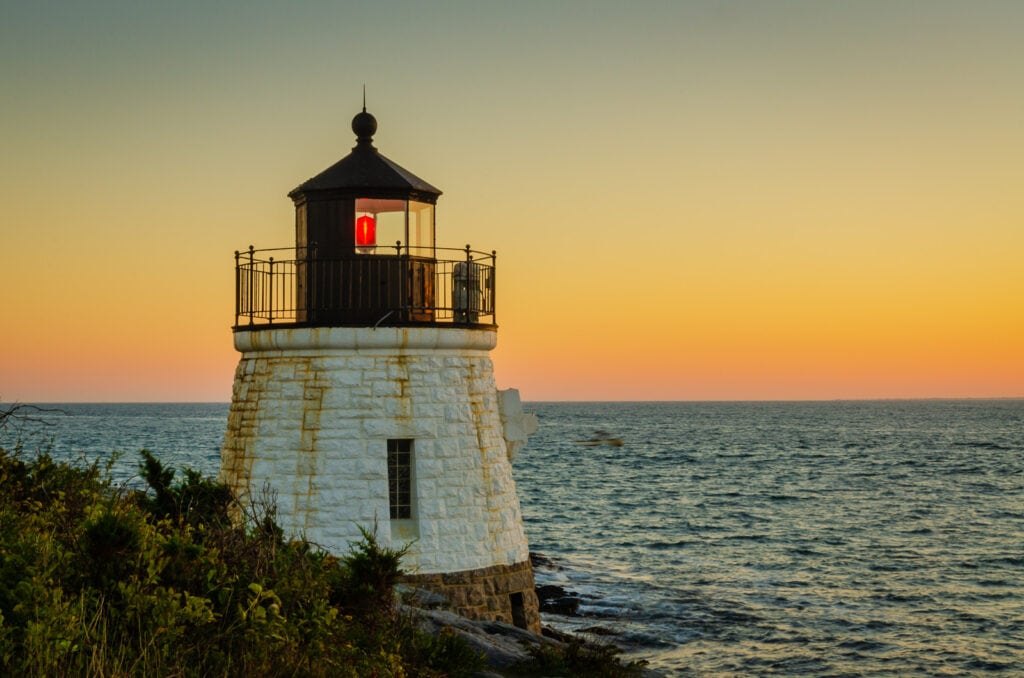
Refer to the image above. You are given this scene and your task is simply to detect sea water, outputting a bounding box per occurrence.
[3,400,1022,675]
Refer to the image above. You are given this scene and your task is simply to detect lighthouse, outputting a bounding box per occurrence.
[220,107,540,632]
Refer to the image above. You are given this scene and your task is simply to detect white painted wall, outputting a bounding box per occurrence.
[221,326,531,574]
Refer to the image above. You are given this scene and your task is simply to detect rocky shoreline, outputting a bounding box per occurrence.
[403,552,665,677]
[409,604,664,678]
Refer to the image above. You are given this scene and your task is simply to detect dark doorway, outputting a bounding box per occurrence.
[509,591,528,630]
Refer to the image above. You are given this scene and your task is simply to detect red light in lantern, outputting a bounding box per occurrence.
[355,215,376,247]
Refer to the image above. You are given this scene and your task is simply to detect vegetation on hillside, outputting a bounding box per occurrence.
[0,445,486,677]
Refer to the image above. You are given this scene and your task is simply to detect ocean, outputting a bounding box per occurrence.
[3,400,1022,676]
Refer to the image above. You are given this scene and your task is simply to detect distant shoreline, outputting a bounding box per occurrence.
[10,396,1024,406]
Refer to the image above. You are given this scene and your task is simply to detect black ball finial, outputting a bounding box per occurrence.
[352,108,377,146]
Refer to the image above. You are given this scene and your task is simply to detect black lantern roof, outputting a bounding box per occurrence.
[288,108,442,204]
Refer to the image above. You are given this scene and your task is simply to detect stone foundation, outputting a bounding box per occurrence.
[403,559,541,634]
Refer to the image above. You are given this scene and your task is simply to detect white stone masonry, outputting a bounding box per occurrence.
[221,326,531,575]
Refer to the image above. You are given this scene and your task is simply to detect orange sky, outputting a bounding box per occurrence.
[1,2,1021,402]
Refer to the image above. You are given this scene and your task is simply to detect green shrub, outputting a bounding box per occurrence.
[515,636,649,677]
[0,447,493,678]
[79,508,143,590]
[138,449,234,528]
[407,625,487,678]
[337,523,409,616]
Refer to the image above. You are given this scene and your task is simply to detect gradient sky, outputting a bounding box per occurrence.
[1,1,1021,402]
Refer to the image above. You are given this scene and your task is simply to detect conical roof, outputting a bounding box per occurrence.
[288,109,442,203]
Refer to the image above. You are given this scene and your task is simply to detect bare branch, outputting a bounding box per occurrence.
[0,401,68,431]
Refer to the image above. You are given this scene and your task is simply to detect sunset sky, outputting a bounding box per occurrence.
[2,1,1021,402]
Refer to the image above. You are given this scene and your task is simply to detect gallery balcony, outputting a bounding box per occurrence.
[233,244,496,330]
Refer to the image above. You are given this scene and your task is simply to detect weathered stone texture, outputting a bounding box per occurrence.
[404,559,541,634]
[221,327,530,576]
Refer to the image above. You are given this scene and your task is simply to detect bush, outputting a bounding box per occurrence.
[407,625,487,678]
[0,447,486,678]
[515,636,650,677]
[138,449,234,528]
[336,523,409,616]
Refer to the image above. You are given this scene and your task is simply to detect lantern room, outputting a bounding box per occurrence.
[288,107,440,261]
[233,107,496,328]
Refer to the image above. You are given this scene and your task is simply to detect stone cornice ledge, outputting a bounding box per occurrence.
[234,326,498,353]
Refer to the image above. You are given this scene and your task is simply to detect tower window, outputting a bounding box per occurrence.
[387,439,413,520]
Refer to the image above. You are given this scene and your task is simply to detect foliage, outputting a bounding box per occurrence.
[138,449,235,528]
[514,636,650,677]
[0,446,485,678]
[336,523,410,616]
[406,624,487,678]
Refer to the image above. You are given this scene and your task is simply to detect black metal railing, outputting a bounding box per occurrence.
[234,244,496,329]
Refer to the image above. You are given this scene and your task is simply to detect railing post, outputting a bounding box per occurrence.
[397,240,405,321]
[308,242,317,324]
[248,245,255,326]
[234,250,240,328]
[491,249,497,326]
[268,257,274,325]
[465,244,475,325]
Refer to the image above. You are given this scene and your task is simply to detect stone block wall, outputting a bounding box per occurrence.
[404,559,542,634]
[221,326,531,576]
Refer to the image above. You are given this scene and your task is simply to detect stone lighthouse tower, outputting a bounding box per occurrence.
[220,107,540,632]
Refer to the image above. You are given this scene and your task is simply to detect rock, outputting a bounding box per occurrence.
[535,584,569,600]
[541,596,582,616]
[406,604,668,677]
[396,584,448,609]
[541,625,576,642]
[580,625,621,637]
[409,606,541,671]
[530,551,561,570]
[535,583,582,616]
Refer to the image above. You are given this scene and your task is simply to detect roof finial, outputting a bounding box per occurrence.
[352,92,377,149]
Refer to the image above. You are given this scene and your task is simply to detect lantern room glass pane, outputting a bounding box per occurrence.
[408,201,434,257]
[356,198,406,254]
